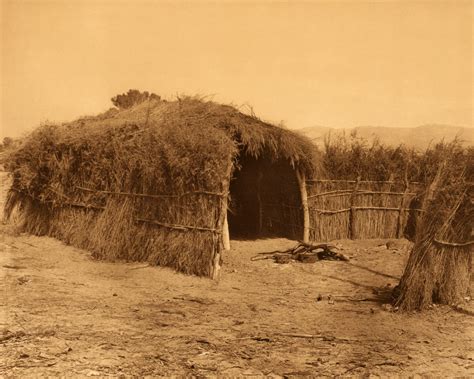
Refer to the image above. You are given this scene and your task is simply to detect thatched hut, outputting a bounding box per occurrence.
[5,97,318,278]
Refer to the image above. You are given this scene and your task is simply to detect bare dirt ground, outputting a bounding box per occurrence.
[1,171,473,377]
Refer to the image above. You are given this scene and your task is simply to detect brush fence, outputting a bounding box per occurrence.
[304,179,422,242]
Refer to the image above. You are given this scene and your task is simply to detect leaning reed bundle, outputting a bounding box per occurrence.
[395,144,473,311]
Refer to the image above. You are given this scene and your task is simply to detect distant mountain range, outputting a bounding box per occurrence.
[298,124,474,150]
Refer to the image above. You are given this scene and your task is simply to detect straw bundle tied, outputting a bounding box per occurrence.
[395,146,473,311]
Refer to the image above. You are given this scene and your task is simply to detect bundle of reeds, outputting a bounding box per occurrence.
[395,143,473,311]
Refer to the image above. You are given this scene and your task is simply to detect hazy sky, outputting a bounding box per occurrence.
[1,0,472,138]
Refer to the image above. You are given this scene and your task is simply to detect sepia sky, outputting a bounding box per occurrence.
[1,0,472,138]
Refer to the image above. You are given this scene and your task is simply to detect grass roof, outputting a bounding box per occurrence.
[8,97,318,197]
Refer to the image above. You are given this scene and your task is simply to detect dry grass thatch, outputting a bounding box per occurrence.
[4,97,318,277]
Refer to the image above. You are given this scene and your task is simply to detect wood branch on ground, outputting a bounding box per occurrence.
[251,241,349,263]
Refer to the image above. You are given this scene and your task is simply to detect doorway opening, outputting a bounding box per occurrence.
[228,153,303,240]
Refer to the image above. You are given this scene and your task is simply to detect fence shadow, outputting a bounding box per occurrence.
[343,261,400,280]
[320,274,375,291]
[320,274,395,303]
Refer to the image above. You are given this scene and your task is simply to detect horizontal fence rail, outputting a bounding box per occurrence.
[76,185,226,199]
[11,187,221,234]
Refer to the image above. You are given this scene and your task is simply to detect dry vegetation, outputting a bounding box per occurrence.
[321,130,472,183]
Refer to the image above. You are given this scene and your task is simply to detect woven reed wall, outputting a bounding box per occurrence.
[306,179,423,242]
[9,186,225,277]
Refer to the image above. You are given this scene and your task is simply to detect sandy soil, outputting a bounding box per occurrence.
[0,172,473,377]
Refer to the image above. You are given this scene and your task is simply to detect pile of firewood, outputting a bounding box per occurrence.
[251,241,349,264]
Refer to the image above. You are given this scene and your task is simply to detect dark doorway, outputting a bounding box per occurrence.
[228,153,303,239]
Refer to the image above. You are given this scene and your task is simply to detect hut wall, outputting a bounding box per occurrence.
[306,179,423,242]
[9,185,224,277]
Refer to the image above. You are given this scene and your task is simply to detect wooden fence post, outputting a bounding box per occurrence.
[296,169,310,243]
[211,158,233,279]
[222,211,230,251]
[349,177,360,239]
[221,160,233,252]
[396,179,410,238]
